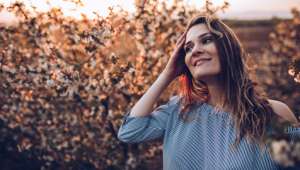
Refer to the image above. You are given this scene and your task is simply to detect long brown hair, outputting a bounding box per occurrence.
[178,15,275,148]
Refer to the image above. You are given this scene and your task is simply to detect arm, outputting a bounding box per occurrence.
[129,71,174,117]
[117,33,186,143]
[268,99,300,139]
[268,99,299,127]
[117,96,180,143]
[130,32,186,118]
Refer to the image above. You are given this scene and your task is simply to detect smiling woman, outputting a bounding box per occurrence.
[117,14,300,170]
[184,25,221,81]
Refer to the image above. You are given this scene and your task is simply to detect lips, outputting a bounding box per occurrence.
[194,58,212,66]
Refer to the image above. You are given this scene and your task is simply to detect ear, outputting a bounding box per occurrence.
[268,99,299,127]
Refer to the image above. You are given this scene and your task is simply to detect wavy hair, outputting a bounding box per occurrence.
[178,15,275,148]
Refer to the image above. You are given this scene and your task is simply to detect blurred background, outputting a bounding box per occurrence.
[0,0,299,169]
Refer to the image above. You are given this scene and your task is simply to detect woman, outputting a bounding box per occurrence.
[117,15,300,169]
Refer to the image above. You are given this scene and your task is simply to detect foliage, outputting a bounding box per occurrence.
[0,0,299,169]
[258,8,300,167]
[269,8,300,83]
[0,0,229,169]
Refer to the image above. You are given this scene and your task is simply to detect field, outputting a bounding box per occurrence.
[226,20,277,54]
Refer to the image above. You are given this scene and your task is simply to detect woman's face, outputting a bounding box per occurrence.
[184,23,221,81]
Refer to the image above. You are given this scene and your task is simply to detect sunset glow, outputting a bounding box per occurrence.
[1,0,136,19]
[1,0,300,20]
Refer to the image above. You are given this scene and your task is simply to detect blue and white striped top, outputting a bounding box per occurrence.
[117,96,300,170]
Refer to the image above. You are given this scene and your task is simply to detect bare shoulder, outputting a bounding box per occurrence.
[267,99,299,126]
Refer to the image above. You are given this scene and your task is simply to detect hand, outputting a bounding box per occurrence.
[163,32,187,81]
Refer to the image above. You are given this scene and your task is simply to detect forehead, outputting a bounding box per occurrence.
[185,24,210,42]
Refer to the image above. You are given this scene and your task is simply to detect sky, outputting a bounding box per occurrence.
[210,0,300,19]
[0,0,300,22]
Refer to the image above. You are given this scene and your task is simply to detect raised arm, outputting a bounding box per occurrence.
[130,33,186,117]
[117,33,186,143]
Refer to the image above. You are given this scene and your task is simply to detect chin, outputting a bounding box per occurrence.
[192,71,220,81]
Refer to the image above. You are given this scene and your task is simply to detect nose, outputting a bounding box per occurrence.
[191,44,205,57]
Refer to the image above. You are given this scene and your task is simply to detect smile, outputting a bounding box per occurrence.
[195,58,211,66]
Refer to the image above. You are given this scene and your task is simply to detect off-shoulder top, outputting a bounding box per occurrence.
[117,96,300,170]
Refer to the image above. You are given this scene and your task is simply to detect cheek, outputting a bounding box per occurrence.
[209,47,221,67]
[184,55,191,68]
[215,53,221,69]
[211,56,221,70]
[214,57,222,73]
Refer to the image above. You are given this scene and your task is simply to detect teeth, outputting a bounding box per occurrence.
[195,61,201,66]
[195,59,210,66]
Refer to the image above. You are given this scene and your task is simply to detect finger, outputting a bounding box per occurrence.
[174,41,186,59]
[176,32,186,45]
[177,38,186,50]
[179,36,186,45]
[176,36,185,47]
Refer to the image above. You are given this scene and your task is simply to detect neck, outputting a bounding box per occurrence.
[196,75,231,113]
[207,79,224,106]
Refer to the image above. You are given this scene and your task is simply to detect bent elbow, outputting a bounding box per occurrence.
[117,127,139,143]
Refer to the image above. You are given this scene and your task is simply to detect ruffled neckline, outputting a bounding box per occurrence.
[200,102,232,118]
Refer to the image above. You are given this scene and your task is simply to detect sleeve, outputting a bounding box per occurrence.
[285,126,300,140]
[117,96,180,143]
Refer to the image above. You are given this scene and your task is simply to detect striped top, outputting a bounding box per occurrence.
[117,96,300,170]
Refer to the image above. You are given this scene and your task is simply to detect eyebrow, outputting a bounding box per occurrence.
[184,32,213,47]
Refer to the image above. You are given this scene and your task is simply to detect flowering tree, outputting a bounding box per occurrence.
[0,0,229,169]
[0,0,299,169]
[257,8,300,167]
